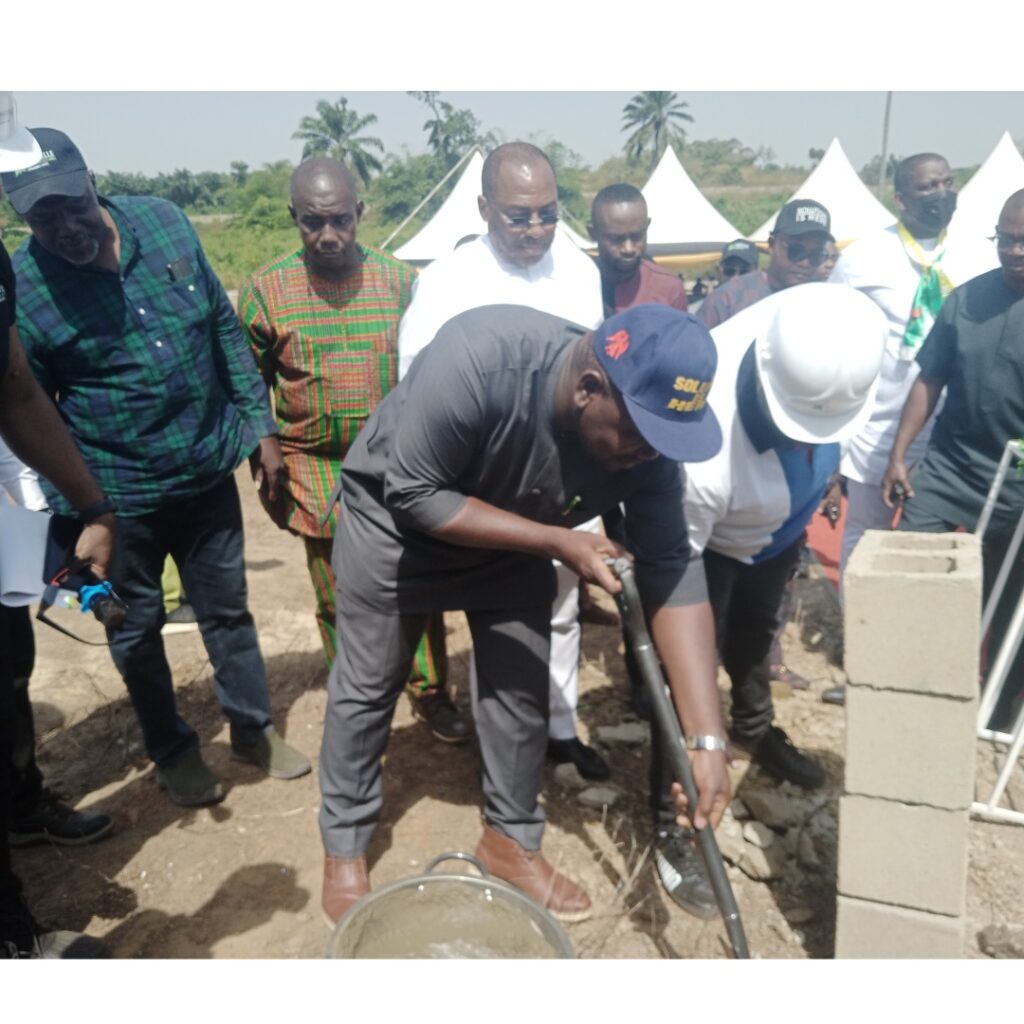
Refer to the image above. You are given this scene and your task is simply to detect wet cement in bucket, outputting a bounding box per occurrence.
[327,878,570,958]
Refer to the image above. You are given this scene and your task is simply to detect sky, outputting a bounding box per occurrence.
[9,91,1024,179]
[5,1,1016,183]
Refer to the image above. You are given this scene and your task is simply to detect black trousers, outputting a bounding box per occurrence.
[649,540,803,826]
[0,606,42,817]
[0,608,27,930]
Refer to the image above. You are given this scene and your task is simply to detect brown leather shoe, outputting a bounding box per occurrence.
[475,824,591,923]
[322,854,370,927]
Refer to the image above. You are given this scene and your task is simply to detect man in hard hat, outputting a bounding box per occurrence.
[319,303,732,925]
[649,282,887,918]
[699,200,834,329]
[883,189,1024,732]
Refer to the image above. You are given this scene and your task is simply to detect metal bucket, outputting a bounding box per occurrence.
[325,852,575,959]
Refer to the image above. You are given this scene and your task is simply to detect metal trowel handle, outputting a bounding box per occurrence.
[607,557,750,959]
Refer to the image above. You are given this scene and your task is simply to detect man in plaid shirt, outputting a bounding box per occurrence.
[2,128,311,807]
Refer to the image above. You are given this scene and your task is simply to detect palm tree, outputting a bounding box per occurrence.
[292,97,385,186]
[621,91,695,173]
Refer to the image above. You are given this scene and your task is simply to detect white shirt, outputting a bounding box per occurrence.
[0,437,46,510]
[685,293,842,565]
[829,225,997,485]
[397,232,603,380]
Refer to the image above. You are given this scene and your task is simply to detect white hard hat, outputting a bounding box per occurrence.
[755,282,887,444]
[0,92,42,173]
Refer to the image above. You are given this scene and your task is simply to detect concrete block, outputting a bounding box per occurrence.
[844,531,981,699]
[835,895,965,958]
[837,794,968,916]
[844,686,977,809]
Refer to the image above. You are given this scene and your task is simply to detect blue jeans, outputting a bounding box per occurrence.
[107,476,273,766]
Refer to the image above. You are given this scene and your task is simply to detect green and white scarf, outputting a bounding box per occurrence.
[898,221,955,360]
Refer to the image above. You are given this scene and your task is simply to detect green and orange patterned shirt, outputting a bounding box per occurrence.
[238,244,415,537]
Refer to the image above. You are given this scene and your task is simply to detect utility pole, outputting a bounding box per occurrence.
[878,91,893,200]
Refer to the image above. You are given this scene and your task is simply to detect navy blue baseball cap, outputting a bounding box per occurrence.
[0,127,91,215]
[593,304,722,463]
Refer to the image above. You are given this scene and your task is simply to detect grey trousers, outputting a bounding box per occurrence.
[318,595,553,858]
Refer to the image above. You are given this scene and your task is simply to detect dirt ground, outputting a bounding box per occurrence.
[14,470,1024,959]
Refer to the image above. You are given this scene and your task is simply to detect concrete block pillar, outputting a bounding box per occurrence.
[836,531,981,958]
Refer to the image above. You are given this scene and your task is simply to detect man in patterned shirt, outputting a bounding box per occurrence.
[238,159,469,743]
[3,127,311,808]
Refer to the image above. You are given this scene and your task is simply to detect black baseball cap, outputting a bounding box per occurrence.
[592,304,722,463]
[772,199,834,240]
[721,239,759,267]
[0,127,91,216]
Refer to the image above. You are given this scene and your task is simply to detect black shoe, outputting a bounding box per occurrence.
[1,897,109,959]
[546,737,610,781]
[411,689,472,745]
[161,601,199,636]
[653,827,716,919]
[8,789,114,848]
[735,725,825,789]
[821,685,846,706]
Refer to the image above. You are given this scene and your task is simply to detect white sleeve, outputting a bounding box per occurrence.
[683,463,728,558]
[397,263,461,381]
[0,438,48,511]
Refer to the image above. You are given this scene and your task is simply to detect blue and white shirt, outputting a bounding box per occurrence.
[685,291,839,564]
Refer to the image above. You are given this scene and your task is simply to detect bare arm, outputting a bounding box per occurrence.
[432,497,625,594]
[0,328,116,576]
[649,600,731,830]
[881,375,943,507]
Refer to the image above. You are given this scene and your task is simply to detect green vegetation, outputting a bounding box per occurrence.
[0,93,992,289]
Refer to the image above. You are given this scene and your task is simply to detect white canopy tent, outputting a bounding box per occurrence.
[393,149,593,264]
[752,138,895,244]
[640,146,742,255]
[947,131,1024,244]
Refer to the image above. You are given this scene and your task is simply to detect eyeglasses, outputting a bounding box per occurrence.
[785,243,829,267]
[720,263,748,278]
[494,207,560,231]
[991,231,1024,253]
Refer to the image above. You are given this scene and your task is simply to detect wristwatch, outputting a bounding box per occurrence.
[76,497,116,523]
[686,734,728,752]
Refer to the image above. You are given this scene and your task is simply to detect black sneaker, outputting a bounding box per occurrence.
[1,897,109,959]
[546,737,610,781]
[411,689,472,745]
[735,725,825,789]
[653,827,716,919]
[8,789,114,848]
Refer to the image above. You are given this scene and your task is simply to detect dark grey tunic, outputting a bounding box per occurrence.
[335,304,703,614]
[914,268,1024,525]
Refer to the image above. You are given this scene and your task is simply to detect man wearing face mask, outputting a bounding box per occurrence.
[699,200,834,329]
[881,189,1024,731]
[830,154,998,592]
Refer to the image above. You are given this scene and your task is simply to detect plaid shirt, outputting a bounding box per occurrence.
[13,195,276,516]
